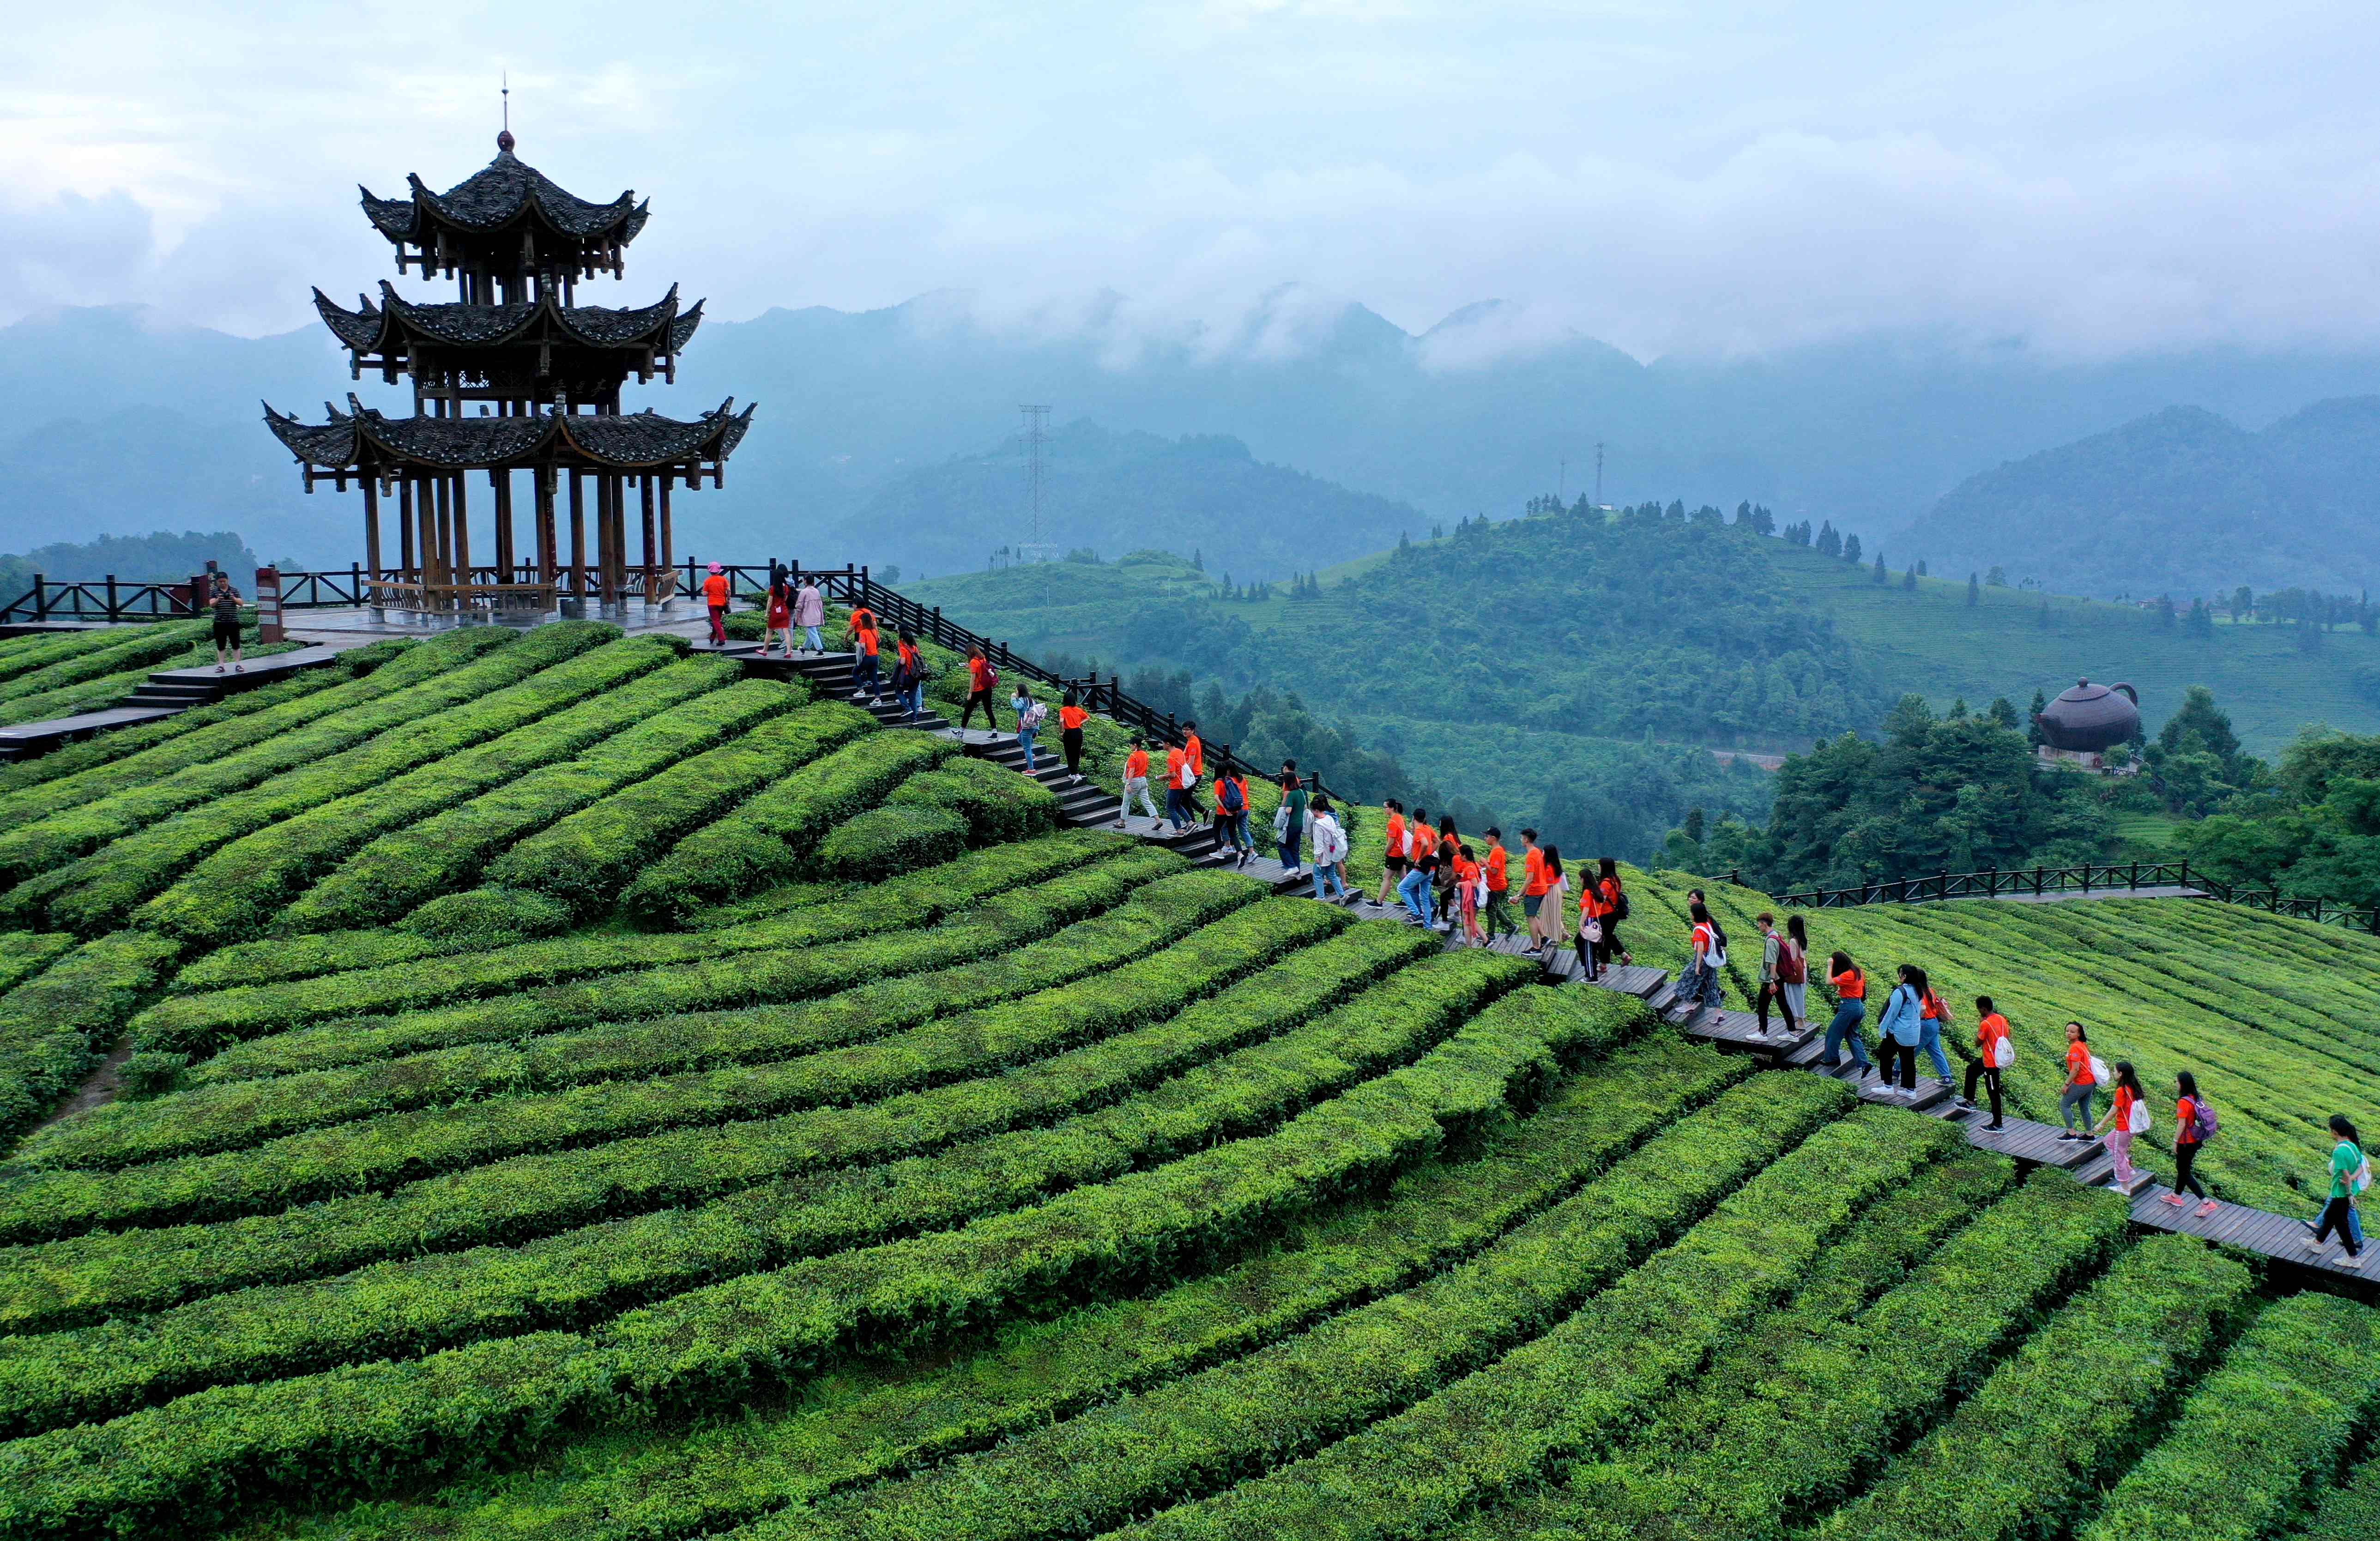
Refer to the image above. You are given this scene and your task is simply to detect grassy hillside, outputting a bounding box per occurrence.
[0,621,2376,1539]
[915,512,2380,759]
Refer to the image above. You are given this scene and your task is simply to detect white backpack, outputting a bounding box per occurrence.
[1700,926,1727,969]
[1991,1034,2015,1069]
[2126,1097,2150,1135]
[2352,1152,2374,1198]
[2090,1054,2111,1087]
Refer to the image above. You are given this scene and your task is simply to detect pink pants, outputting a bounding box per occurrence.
[2107,1129,2137,1184]
[707,605,727,644]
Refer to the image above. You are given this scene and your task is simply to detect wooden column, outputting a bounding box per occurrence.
[659,477,674,574]
[418,474,441,588]
[568,472,587,597]
[399,477,416,581]
[452,473,472,581]
[601,474,624,605]
[639,475,657,599]
[535,465,558,583]
[362,480,383,583]
[491,471,514,581]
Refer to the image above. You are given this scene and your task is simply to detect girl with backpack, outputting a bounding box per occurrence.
[1310,796,1350,901]
[1057,689,1088,781]
[1957,996,2012,1130]
[1214,767,1252,865]
[1874,965,1928,1097]
[1680,900,1725,1012]
[960,647,1001,731]
[2056,1021,2101,1141]
[2305,1114,2368,1268]
[1822,952,1872,1073]
[1780,916,1810,1026]
[890,631,925,721]
[2164,1071,2218,1216]
[1534,848,1570,955]
[1011,685,1047,771]
[2091,1060,2150,1190]
[1597,858,1631,966]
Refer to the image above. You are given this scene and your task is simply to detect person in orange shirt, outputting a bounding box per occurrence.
[2057,1021,2099,1141]
[1408,807,1438,870]
[1181,722,1206,818]
[2090,1059,2148,1188]
[1480,828,1516,940]
[1114,735,1158,826]
[1594,857,1632,967]
[1377,800,1407,906]
[1519,827,1549,936]
[960,647,1001,732]
[1057,689,1089,782]
[851,619,883,701]
[1821,951,1872,1073]
[701,562,730,645]
[1960,995,2011,1130]
[1163,742,1192,832]
[890,631,924,720]
[1454,845,1484,944]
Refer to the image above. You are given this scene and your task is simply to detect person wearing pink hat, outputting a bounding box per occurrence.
[701,562,730,644]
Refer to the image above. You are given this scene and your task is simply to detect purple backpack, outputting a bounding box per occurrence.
[2190,1097,2219,1140]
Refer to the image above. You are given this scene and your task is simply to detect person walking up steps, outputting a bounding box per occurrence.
[1752,912,1798,1039]
[1011,685,1045,771]
[1518,828,1546,943]
[764,574,792,656]
[1958,996,2012,1130]
[1596,858,1632,966]
[1534,848,1570,956]
[1481,829,1517,941]
[1162,741,1193,832]
[1916,974,1956,1091]
[1455,843,1484,945]
[701,562,730,645]
[1057,690,1088,781]
[1311,797,1350,902]
[2091,1060,2150,1190]
[2163,1071,2220,1217]
[1574,860,1603,978]
[890,631,925,721]
[794,574,825,653]
[2303,1114,2368,1269]
[1400,850,1440,929]
[1214,764,1252,865]
[1678,900,1727,1013]
[1823,951,1872,1073]
[1275,766,1309,875]
[1182,724,1207,819]
[1779,916,1810,1030]
[2057,1021,2102,1142]
[960,646,1001,731]
[1874,965,1928,1098]
[1115,737,1159,827]
[210,576,245,673]
[851,614,884,702]
[1435,819,1462,935]
[1377,801,1408,906]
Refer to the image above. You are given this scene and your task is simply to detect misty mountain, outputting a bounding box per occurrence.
[7,294,2380,578]
[1890,397,2380,599]
[812,420,1423,580]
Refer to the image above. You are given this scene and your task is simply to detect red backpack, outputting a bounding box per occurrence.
[1776,937,1806,984]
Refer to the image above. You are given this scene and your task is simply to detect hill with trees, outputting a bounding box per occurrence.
[1891,396,2380,599]
[0,531,262,603]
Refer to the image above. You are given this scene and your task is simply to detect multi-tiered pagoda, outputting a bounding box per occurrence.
[265,128,754,612]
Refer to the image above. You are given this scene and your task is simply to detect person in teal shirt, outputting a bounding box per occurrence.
[2305,1113,2366,1268]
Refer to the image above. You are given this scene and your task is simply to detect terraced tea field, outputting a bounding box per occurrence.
[0,617,2374,1541]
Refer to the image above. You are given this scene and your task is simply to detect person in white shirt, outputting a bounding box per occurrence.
[1309,798,1349,903]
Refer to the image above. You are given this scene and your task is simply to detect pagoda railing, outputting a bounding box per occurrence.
[1760,858,2380,934]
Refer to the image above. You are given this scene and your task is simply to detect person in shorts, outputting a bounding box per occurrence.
[211,577,244,673]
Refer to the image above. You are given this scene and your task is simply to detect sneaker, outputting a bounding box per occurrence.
[214,665,226,674]
[234,663,244,673]
[2159,1192,2189,1207]
[1952,1097,1978,1112]
[1982,1121,2005,1131]
[2340,1252,2365,1270]
[1113,821,1128,829]
[2193,1199,2219,1218]
[2302,1219,2321,1236]
[2304,1235,2325,1251]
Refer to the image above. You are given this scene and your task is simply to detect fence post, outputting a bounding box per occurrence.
[2079,862,2091,894]
[105,574,118,621]
[31,574,45,621]
[2130,861,2140,891]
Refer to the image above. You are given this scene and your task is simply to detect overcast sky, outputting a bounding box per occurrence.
[4,0,2375,361]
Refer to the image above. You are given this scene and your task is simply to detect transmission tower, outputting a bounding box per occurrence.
[1020,405,1051,545]
[1595,441,1605,507]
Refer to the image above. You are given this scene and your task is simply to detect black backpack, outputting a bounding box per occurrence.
[1609,884,1630,921]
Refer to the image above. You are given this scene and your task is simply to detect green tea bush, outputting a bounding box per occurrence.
[890,755,1060,846]
[816,806,969,879]
[2079,1292,2380,1541]
[0,622,209,707]
[1816,1235,2257,1541]
[0,931,186,1142]
[396,887,575,943]
[276,661,769,930]
[619,726,952,928]
[129,638,689,943]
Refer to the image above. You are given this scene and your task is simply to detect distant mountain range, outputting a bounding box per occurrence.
[6,295,2380,584]
[1889,398,2380,600]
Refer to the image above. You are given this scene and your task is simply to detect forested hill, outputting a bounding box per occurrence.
[822,420,1424,583]
[1891,396,2380,599]
[912,502,2380,765]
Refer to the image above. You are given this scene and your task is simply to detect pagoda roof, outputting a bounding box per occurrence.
[360,148,650,250]
[313,282,702,356]
[262,396,755,475]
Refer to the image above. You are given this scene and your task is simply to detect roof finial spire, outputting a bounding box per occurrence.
[497,74,514,153]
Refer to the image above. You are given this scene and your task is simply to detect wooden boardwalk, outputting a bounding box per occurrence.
[0,644,338,761]
[920,708,2375,1289]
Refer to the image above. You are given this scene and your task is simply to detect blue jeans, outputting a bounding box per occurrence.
[1217,811,1249,852]
[2059,1082,2096,1131]
[1165,788,1191,828]
[1399,868,1435,926]
[1015,726,1038,771]
[1679,958,1722,1011]
[1279,832,1302,869]
[1917,1017,1954,1082]
[854,653,880,696]
[902,681,924,717]
[1315,862,1347,901]
[803,625,822,651]
[1824,998,1870,1066]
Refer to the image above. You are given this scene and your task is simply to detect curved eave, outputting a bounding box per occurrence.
[261,399,755,476]
[312,288,390,353]
[401,153,642,242]
[558,399,753,468]
[364,282,687,353]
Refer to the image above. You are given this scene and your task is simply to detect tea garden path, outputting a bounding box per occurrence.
[730,635,2374,1293]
